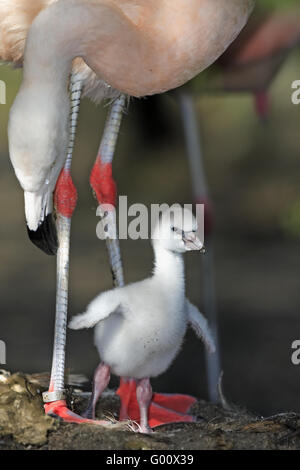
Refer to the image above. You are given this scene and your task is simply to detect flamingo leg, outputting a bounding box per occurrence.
[179,92,221,404]
[136,378,153,434]
[86,94,126,420]
[88,95,196,428]
[42,74,110,425]
[82,362,111,419]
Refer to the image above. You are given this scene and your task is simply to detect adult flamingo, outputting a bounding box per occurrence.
[0,0,254,427]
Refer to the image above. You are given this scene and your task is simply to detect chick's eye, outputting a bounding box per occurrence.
[171,226,176,232]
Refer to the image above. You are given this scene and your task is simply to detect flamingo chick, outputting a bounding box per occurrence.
[69,207,215,433]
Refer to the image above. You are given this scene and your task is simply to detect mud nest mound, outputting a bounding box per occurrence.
[1,371,300,450]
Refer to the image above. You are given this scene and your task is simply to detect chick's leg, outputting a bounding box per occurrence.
[136,378,153,434]
[83,362,111,419]
[117,378,196,428]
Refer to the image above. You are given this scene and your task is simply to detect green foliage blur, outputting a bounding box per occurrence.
[261,0,299,9]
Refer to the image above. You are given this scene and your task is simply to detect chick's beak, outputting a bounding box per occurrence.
[183,231,205,253]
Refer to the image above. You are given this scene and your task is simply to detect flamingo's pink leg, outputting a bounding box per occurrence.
[136,378,153,434]
[82,362,111,419]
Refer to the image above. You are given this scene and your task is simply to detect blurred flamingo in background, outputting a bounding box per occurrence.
[177,4,300,404]
[218,6,300,118]
[0,0,254,428]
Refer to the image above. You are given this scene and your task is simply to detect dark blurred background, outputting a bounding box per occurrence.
[0,3,300,417]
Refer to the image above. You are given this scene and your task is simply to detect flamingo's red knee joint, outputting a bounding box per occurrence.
[90,155,117,207]
[54,169,77,218]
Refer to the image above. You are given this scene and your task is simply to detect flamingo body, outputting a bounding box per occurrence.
[1,0,255,97]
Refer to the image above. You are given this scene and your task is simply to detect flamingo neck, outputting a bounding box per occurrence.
[21,0,140,96]
[153,244,185,294]
[23,1,91,89]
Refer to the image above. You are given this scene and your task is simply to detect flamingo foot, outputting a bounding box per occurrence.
[148,402,196,428]
[117,380,197,429]
[44,400,115,426]
[152,392,197,414]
